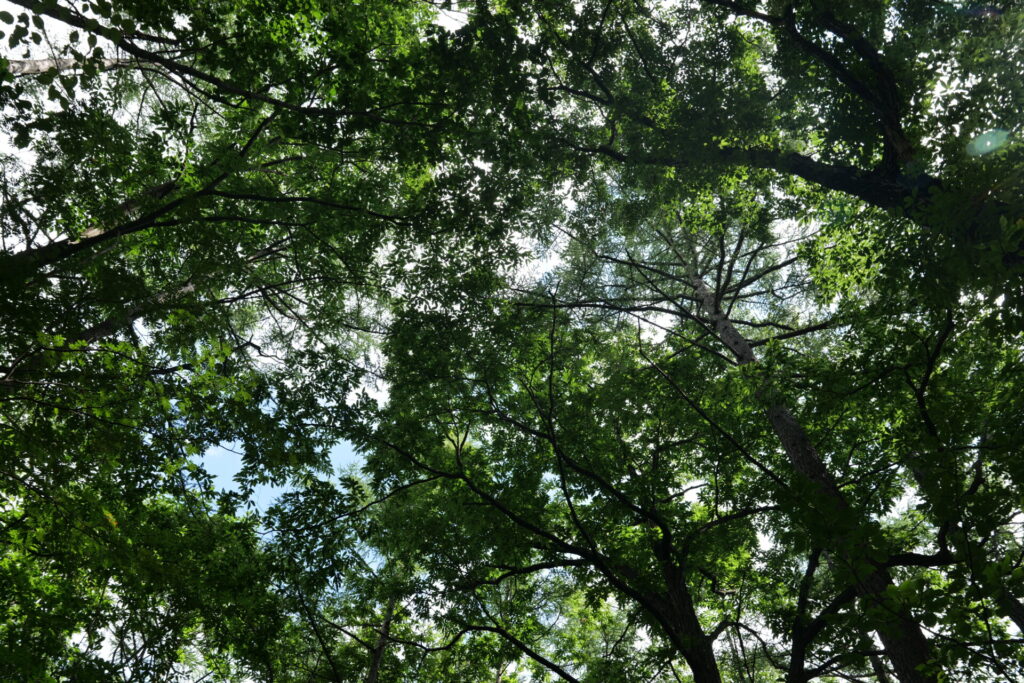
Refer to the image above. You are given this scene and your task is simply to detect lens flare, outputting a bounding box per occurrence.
[967,129,1010,156]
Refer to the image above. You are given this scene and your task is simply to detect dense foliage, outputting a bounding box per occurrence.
[1,0,1022,680]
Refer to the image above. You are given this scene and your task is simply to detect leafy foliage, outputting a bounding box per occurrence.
[1,0,1023,681]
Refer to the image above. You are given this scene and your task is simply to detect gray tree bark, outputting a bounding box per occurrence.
[7,57,135,75]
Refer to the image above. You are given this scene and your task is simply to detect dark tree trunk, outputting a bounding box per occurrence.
[658,580,723,683]
[365,596,397,683]
[691,276,940,683]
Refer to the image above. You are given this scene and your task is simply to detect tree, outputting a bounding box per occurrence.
[442,0,1024,309]
[1,0,1022,680]
[350,155,1024,680]
[0,0,450,675]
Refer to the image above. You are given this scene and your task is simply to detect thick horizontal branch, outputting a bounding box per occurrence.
[6,57,138,75]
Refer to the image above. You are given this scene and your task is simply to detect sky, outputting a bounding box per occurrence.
[199,439,363,512]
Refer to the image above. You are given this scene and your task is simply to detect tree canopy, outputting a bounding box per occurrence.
[1,1,1022,681]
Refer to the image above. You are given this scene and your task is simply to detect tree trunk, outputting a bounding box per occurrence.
[659,580,723,683]
[365,595,397,683]
[996,591,1024,632]
[691,275,939,683]
[871,652,894,682]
